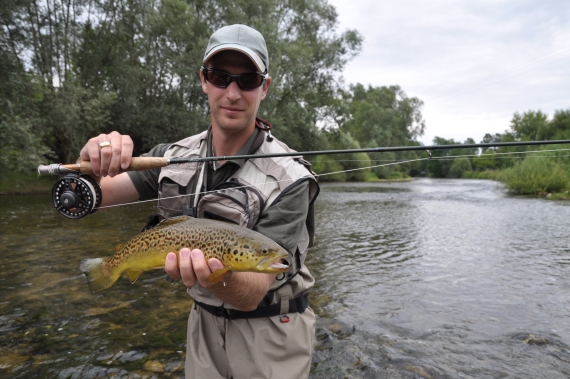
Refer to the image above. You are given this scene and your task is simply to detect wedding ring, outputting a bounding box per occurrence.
[100,141,112,149]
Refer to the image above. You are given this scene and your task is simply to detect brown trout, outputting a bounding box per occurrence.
[80,216,289,294]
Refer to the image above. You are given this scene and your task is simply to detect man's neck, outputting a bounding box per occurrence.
[211,123,256,157]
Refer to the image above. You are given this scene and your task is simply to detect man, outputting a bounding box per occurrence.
[80,24,319,378]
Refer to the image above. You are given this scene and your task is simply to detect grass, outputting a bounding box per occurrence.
[0,171,55,195]
[499,158,569,195]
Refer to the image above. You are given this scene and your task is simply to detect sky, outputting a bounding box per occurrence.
[327,0,570,145]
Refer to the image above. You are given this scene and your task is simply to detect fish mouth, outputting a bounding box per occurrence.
[257,257,289,273]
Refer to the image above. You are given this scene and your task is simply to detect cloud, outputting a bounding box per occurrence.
[329,0,570,144]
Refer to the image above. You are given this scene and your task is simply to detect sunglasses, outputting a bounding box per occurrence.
[201,67,268,90]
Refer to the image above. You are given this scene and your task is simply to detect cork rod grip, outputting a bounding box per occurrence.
[58,157,170,174]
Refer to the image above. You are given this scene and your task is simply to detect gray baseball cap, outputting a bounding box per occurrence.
[203,24,269,73]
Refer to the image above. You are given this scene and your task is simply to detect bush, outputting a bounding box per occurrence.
[388,171,404,180]
[311,155,347,182]
[448,157,472,178]
[500,157,569,194]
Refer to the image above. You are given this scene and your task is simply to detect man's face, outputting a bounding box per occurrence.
[201,50,271,136]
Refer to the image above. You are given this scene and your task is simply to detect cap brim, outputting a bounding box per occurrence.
[203,44,266,73]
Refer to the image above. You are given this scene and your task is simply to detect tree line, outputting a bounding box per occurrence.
[1,0,568,195]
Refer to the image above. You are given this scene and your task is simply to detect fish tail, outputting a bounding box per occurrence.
[80,257,119,294]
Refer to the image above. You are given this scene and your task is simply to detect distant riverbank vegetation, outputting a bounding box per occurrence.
[1,1,569,198]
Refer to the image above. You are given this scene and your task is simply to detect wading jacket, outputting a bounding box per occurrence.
[152,128,319,309]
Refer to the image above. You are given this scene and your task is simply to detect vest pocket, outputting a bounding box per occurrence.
[158,162,200,216]
[197,180,265,229]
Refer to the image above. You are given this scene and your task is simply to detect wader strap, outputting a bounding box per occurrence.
[194,294,309,320]
[280,295,290,314]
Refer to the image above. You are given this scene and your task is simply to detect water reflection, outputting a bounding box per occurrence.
[1,179,570,378]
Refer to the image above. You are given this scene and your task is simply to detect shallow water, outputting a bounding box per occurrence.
[1,178,569,378]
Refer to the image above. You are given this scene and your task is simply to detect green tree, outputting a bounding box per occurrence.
[510,110,549,141]
[315,129,370,181]
[472,150,498,171]
[548,109,570,140]
[334,83,424,178]
[500,156,568,195]
[1,0,363,167]
[448,157,472,178]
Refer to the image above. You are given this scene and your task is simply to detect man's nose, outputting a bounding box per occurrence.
[225,80,242,100]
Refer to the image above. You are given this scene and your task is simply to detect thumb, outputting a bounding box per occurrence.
[207,258,225,271]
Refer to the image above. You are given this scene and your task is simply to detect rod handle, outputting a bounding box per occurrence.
[38,157,170,175]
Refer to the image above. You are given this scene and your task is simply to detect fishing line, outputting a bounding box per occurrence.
[99,146,570,211]
[308,148,570,164]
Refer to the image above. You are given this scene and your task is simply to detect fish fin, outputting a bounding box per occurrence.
[114,244,123,252]
[125,269,144,284]
[205,266,232,286]
[152,216,191,230]
[80,257,119,294]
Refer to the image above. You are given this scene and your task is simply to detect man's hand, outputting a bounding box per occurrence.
[79,131,134,177]
[165,248,229,289]
[164,247,275,311]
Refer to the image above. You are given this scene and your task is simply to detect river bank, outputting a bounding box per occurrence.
[2,170,568,200]
[0,172,55,196]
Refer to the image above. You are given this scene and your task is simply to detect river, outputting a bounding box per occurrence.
[0,178,569,378]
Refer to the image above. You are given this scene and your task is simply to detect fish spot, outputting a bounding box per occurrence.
[233,249,238,255]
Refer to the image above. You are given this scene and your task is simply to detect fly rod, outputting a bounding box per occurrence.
[38,139,570,219]
[38,139,570,176]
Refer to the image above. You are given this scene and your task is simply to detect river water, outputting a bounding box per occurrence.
[0,178,569,378]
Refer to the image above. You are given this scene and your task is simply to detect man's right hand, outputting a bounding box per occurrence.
[79,131,134,177]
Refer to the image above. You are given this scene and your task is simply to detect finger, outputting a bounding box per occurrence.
[207,258,225,271]
[190,249,214,287]
[99,134,113,177]
[80,136,103,175]
[178,248,197,288]
[208,258,232,283]
[119,135,134,171]
[107,132,124,177]
[164,252,180,281]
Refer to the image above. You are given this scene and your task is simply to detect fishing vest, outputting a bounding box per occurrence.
[157,129,319,308]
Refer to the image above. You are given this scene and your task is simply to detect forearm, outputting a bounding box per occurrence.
[99,172,140,207]
[208,271,276,311]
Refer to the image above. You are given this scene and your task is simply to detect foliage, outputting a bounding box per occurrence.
[311,155,346,182]
[500,156,569,195]
[427,137,476,178]
[0,0,362,171]
[510,110,549,141]
[316,130,370,181]
[0,113,53,174]
[461,170,502,180]
[448,157,472,178]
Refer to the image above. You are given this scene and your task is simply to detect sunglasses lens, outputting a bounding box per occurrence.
[237,74,264,90]
[206,70,230,87]
[204,68,265,90]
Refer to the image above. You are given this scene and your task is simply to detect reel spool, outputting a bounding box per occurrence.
[52,174,102,219]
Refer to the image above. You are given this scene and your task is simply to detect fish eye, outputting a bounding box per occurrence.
[262,249,268,254]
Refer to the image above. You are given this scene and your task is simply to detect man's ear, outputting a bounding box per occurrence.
[200,70,208,94]
[260,76,272,100]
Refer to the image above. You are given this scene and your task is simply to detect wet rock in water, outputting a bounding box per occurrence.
[143,360,165,372]
[165,361,185,373]
[58,364,137,379]
[403,364,434,379]
[0,352,28,370]
[95,353,114,361]
[523,334,548,345]
[116,350,148,362]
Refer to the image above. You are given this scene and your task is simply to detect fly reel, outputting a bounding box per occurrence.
[52,173,102,219]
